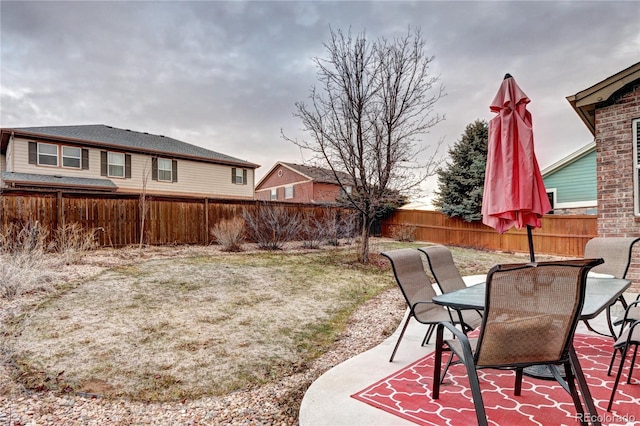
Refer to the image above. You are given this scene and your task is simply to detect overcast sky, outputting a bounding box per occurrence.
[1,1,638,197]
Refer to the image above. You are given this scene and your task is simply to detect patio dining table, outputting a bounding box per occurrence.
[432,276,631,426]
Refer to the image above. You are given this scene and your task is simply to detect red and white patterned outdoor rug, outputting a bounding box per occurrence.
[351,334,639,425]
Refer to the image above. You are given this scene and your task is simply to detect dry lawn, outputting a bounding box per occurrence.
[8,245,398,401]
[4,240,560,403]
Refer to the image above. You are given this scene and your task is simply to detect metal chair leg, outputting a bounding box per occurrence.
[389,315,411,362]
[627,343,638,384]
[563,360,587,426]
[422,324,436,346]
[608,344,630,411]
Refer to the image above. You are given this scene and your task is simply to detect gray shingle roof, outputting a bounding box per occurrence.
[8,125,257,167]
[2,172,117,190]
[282,162,354,185]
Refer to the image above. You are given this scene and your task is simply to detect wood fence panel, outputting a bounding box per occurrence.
[383,210,597,258]
[0,191,598,257]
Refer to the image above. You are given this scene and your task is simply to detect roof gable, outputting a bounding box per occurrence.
[541,141,595,177]
[1,124,258,168]
[256,161,354,189]
[566,62,640,135]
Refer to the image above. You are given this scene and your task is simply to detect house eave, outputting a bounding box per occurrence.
[566,62,640,136]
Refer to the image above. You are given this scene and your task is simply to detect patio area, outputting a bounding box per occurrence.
[299,278,640,426]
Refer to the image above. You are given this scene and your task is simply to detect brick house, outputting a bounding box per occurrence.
[255,162,354,204]
[566,61,640,286]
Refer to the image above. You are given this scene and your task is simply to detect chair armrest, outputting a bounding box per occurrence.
[621,300,640,323]
[436,321,475,362]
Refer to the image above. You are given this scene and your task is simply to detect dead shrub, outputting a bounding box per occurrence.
[210,218,246,252]
[390,224,416,242]
[53,222,99,264]
[243,203,301,250]
[299,211,325,249]
[0,222,51,299]
[323,209,358,246]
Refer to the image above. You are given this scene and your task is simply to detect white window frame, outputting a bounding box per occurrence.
[157,158,172,182]
[62,146,82,169]
[284,185,294,199]
[108,152,125,178]
[634,119,640,216]
[234,168,245,184]
[270,188,277,200]
[37,143,58,167]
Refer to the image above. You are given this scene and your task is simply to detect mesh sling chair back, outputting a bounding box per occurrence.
[381,249,481,362]
[432,258,604,426]
[418,245,482,327]
[583,237,640,337]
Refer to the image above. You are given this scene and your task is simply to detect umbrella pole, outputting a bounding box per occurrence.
[527,225,535,262]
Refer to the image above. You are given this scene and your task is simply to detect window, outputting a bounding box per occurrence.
[340,185,353,197]
[37,143,58,166]
[270,188,277,200]
[285,185,294,199]
[157,158,172,182]
[62,146,82,168]
[231,168,247,185]
[29,142,88,169]
[101,151,130,178]
[108,152,125,177]
[634,119,640,216]
[151,157,177,182]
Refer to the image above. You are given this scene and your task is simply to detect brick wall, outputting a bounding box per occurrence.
[594,83,640,289]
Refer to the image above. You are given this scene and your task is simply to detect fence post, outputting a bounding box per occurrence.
[56,191,63,231]
[204,198,209,245]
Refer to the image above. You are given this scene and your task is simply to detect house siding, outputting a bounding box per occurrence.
[543,150,597,204]
[313,182,343,202]
[595,84,640,238]
[594,83,640,287]
[7,136,254,199]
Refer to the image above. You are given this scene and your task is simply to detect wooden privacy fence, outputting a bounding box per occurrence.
[382,209,598,258]
[0,190,351,247]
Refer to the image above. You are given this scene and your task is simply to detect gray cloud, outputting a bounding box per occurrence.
[2,1,638,193]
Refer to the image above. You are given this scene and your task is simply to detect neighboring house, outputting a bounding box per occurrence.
[0,125,259,199]
[255,162,354,204]
[566,61,640,238]
[541,141,597,215]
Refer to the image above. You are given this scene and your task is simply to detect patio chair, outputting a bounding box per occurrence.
[381,249,481,362]
[582,237,640,338]
[607,300,640,411]
[418,245,483,324]
[432,258,604,426]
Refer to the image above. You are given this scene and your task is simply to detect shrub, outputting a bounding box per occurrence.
[53,222,99,264]
[0,222,51,299]
[299,211,325,249]
[323,209,358,246]
[243,203,302,250]
[390,224,416,242]
[210,218,246,252]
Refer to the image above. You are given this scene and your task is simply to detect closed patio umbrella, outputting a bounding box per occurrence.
[482,74,552,261]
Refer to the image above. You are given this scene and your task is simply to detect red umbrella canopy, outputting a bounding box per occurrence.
[482,75,552,234]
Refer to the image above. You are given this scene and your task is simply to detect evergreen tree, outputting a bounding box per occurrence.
[433,120,488,221]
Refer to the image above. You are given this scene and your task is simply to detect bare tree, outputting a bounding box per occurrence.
[284,27,444,262]
[139,158,151,251]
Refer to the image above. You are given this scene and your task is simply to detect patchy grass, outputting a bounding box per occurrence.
[6,240,561,402]
[10,248,396,401]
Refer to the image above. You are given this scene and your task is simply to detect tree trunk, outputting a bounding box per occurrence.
[358,214,371,263]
